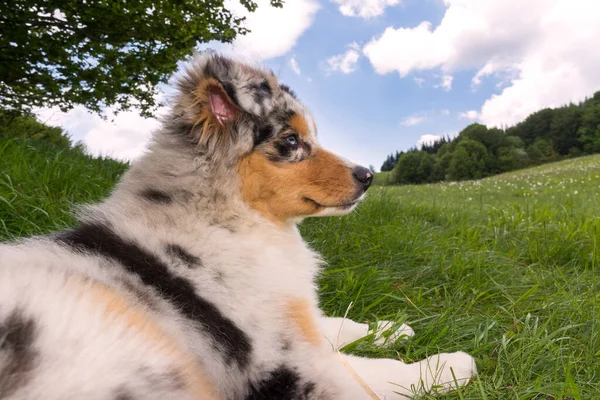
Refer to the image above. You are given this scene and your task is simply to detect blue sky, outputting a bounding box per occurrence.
[38,0,600,170]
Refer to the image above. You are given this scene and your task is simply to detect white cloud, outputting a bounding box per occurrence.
[290,56,301,75]
[226,0,320,60]
[362,0,600,127]
[460,110,479,120]
[436,75,453,91]
[471,62,495,87]
[327,43,361,74]
[331,0,402,18]
[440,109,451,116]
[363,22,450,76]
[36,105,161,161]
[417,134,442,148]
[401,115,427,127]
[414,77,425,87]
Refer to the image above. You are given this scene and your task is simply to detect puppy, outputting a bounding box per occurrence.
[0,54,475,399]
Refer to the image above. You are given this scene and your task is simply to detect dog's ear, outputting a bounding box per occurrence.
[175,54,277,155]
[192,77,239,152]
[207,84,236,126]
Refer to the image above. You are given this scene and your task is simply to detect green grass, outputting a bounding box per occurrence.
[2,136,600,399]
[304,155,600,399]
[373,170,392,186]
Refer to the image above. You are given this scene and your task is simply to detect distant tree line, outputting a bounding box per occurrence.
[380,91,600,185]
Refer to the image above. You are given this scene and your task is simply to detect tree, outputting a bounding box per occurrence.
[433,150,452,182]
[578,103,600,153]
[496,147,525,172]
[381,151,402,171]
[1,0,283,116]
[526,138,558,164]
[548,105,582,155]
[508,108,554,146]
[447,147,472,181]
[447,139,488,181]
[392,151,418,184]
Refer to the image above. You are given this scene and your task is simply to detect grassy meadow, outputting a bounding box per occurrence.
[2,134,600,399]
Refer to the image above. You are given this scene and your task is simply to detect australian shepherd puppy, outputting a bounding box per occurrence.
[0,54,475,399]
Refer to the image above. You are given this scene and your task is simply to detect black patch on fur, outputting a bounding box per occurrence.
[251,81,273,105]
[277,109,298,128]
[254,125,274,147]
[303,141,312,156]
[166,243,202,268]
[56,223,252,368]
[0,310,38,398]
[280,84,297,99]
[259,80,272,95]
[281,339,292,351]
[246,367,307,400]
[302,382,316,397]
[273,141,293,159]
[140,189,172,204]
[114,388,134,400]
[222,82,241,108]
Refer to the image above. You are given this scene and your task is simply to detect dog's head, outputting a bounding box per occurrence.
[170,54,373,224]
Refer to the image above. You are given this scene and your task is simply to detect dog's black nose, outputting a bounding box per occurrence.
[353,166,373,191]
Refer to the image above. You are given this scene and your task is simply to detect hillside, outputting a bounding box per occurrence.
[0,135,127,239]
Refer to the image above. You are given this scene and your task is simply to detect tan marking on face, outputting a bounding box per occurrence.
[288,113,310,139]
[66,277,222,400]
[285,298,322,346]
[238,148,357,223]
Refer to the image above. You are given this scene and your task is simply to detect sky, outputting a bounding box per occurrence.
[36,0,600,171]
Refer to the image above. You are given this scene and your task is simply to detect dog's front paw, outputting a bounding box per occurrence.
[372,320,415,346]
[419,351,476,393]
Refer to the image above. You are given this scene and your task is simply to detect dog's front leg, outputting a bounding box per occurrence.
[338,352,476,399]
[319,317,414,348]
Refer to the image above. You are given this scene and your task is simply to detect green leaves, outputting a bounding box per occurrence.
[0,0,285,117]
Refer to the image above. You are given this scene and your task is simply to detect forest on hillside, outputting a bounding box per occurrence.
[380,91,600,185]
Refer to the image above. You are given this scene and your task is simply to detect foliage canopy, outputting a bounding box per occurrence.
[0,0,283,116]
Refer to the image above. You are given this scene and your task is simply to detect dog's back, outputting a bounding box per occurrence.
[0,236,223,400]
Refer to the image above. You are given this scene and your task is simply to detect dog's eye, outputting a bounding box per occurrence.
[285,134,298,147]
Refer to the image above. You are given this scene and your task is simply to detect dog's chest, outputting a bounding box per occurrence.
[183,229,320,299]
[165,232,324,385]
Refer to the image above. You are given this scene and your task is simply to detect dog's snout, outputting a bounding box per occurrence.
[353,166,373,191]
